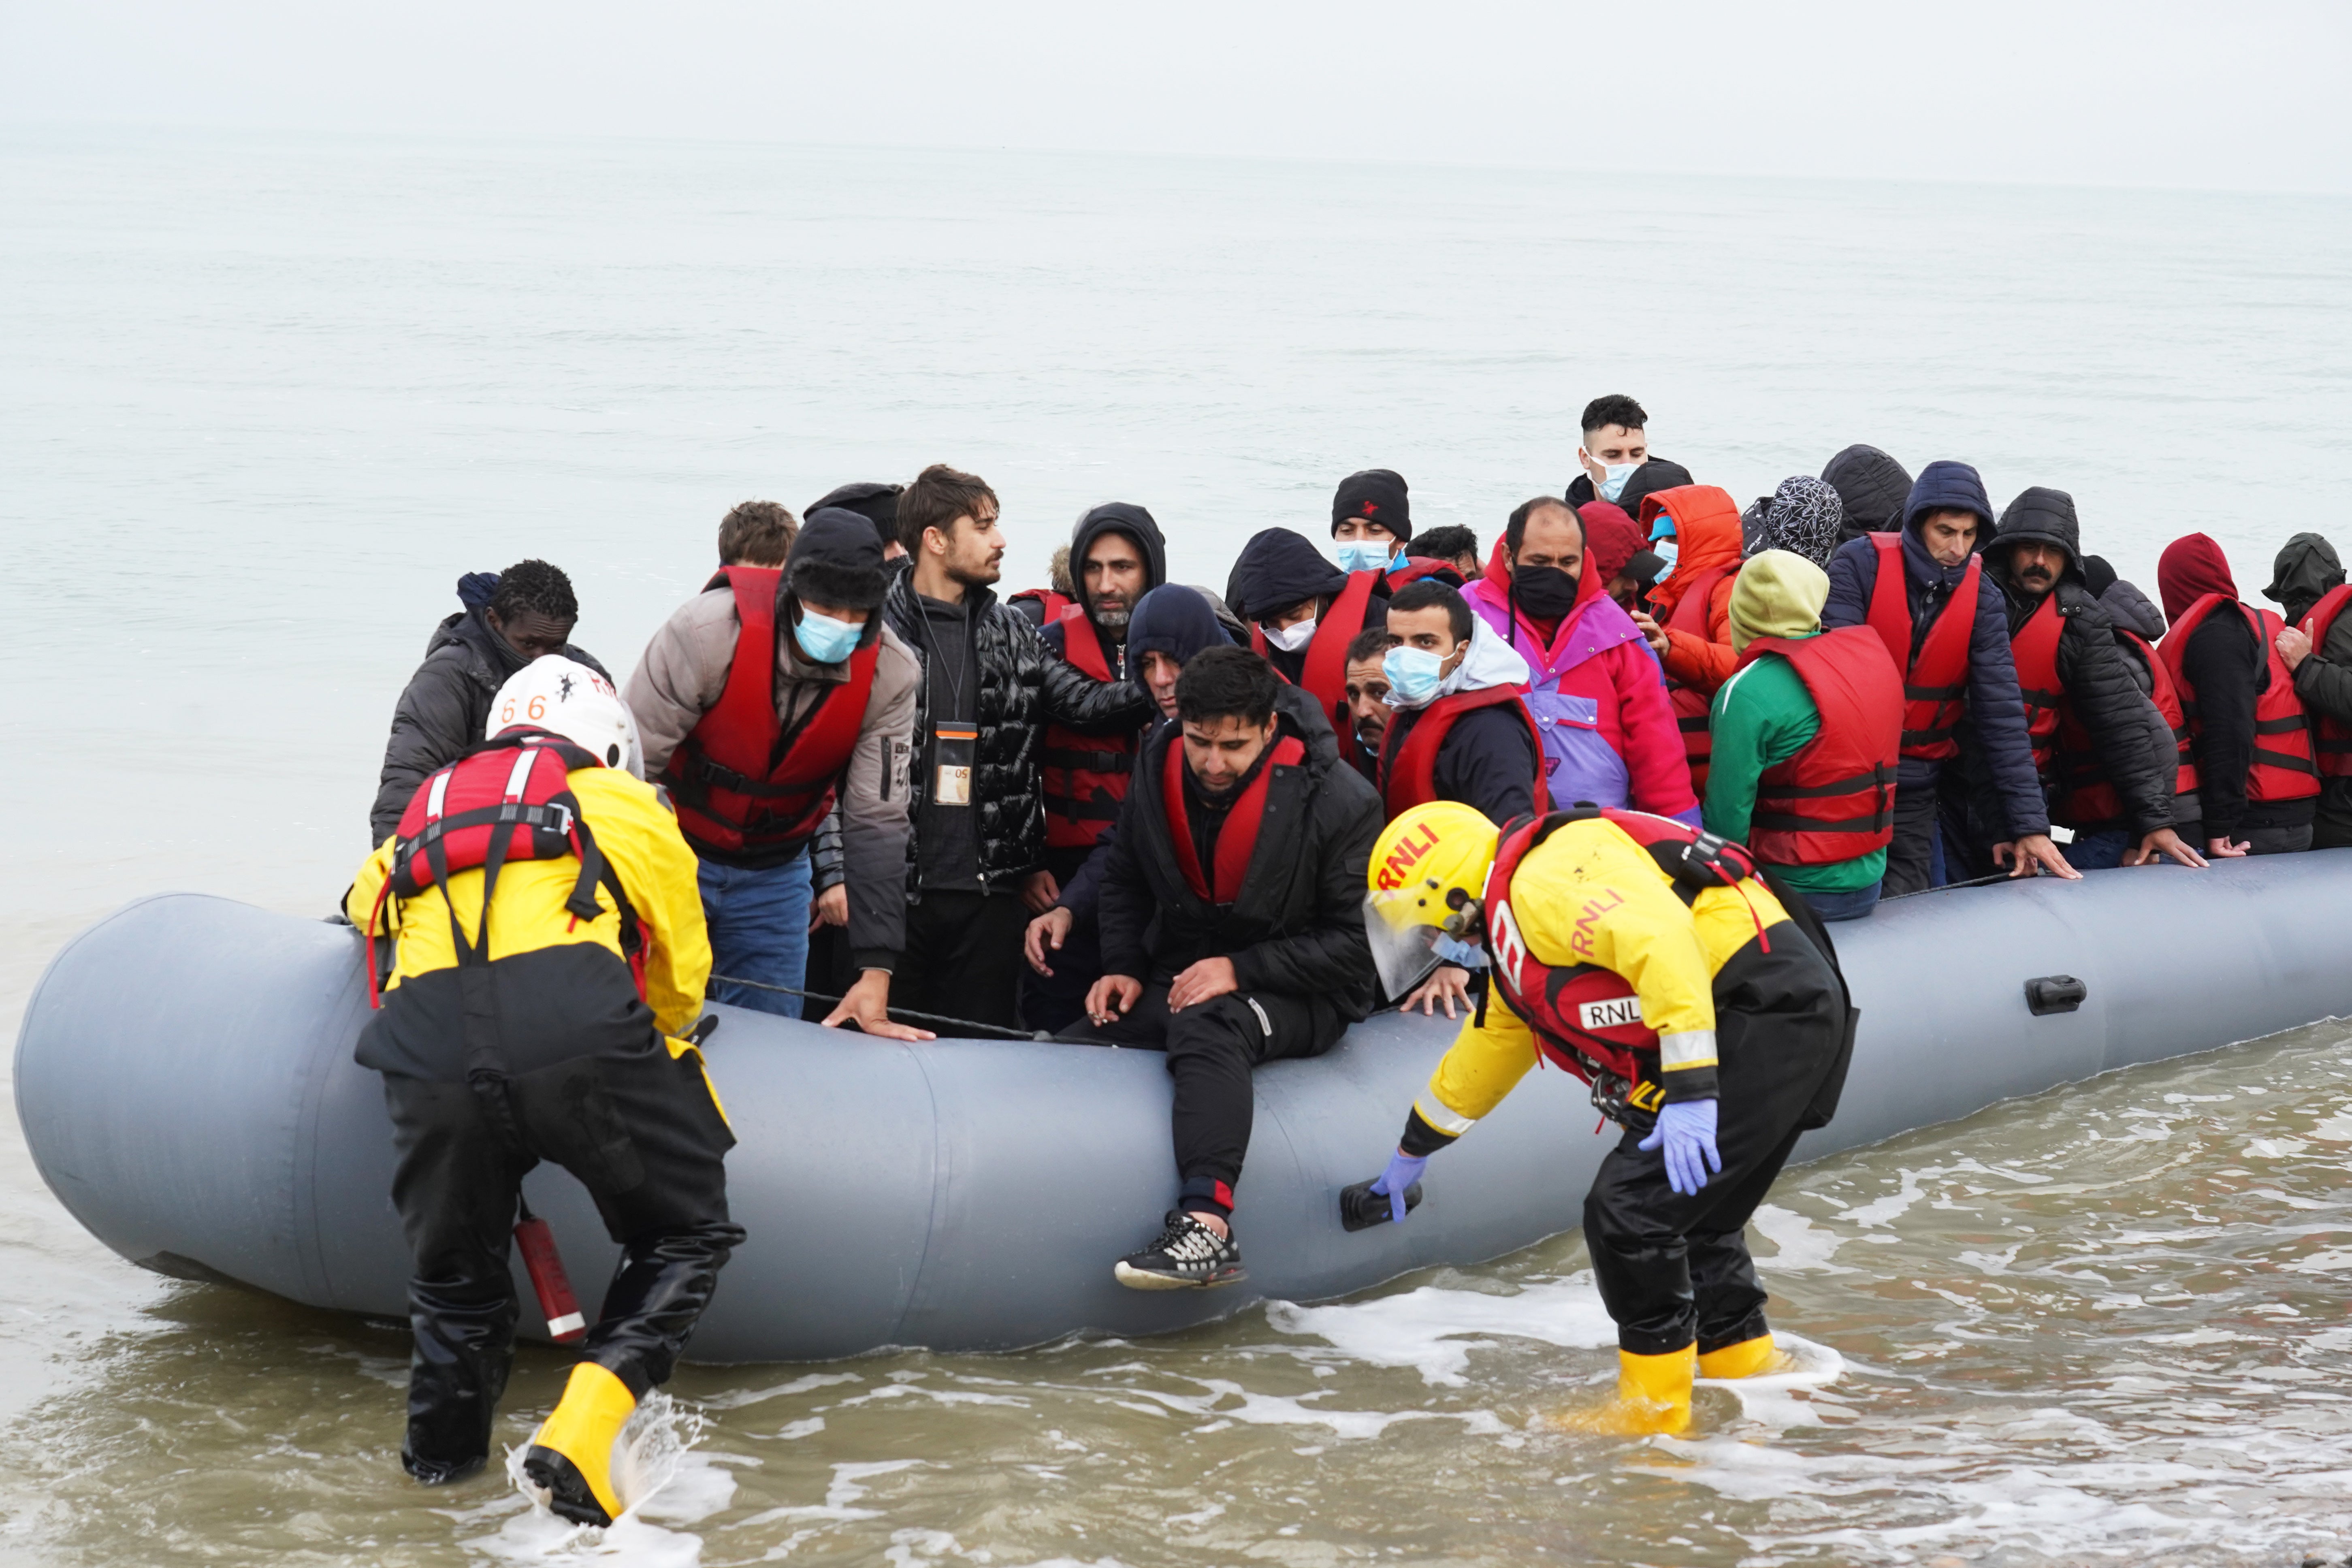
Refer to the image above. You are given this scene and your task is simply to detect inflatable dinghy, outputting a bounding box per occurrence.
[17,854,2352,1362]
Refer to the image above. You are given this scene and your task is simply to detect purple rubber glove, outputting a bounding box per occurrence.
[1370,1149,1429,1223]
[1637,1098,1721,1197]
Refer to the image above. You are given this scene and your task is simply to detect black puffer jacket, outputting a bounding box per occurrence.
[369,604,610,843]
[2086,567,2198,829]
[881,571,1155,896]
[1096,684,1382,1022]
[1981,488,2173,835]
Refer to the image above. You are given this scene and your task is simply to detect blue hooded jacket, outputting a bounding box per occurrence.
[1821,460,2050,838]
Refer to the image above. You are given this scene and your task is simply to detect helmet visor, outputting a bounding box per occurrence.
[1363,889,1446,998]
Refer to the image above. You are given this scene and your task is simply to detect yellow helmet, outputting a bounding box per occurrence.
[1364,802,1501,996]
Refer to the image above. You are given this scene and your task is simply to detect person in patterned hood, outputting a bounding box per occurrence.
[1746,476,1845,568]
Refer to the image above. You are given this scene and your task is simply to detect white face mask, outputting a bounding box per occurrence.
[1263,617,1318,652]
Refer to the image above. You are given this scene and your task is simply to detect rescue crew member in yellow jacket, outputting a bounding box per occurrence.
[349,654,742,1526]
[1350,801,1854,1434]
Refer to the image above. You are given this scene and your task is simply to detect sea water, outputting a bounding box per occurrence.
[3,127,2351,1566]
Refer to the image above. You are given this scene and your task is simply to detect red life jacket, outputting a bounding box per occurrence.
[2302,583,2352,779]
[1375,684,1550,820]
[1041,605,1137,849]
[369,730,642,1008]
[2161,594,2318,804]
[1012,587,1073,623]
[1863,533,1980,762]
[1483,808,1758,1099]
[1161,733,1307,905]
[660,567,881,858]
[1663,563,1734,792]
[2007,592,2067,776]
[1740,629,1902,865]
[1250,569,1381,734]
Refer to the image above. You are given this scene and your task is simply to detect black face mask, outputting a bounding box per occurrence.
[1512,565,1579,619]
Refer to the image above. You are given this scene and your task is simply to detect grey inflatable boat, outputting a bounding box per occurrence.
[16,854,2352,1363]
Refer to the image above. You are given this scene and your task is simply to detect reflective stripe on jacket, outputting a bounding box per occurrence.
[2161,594,2318,805]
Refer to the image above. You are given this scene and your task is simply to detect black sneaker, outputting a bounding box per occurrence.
[1113,1210,1247,1291]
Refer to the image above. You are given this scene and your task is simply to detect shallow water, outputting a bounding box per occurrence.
[6,130,2352,1565]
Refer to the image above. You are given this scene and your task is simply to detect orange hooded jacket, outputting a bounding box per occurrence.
[1640,485,1745,695]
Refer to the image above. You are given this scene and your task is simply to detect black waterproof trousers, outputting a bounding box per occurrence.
[381,1035,743,1480]
[1058,984,1343,1212]
[1582,930,1849,1357]
[896,888,1031,1029]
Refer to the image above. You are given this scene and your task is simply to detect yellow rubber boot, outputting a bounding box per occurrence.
[522,1362,637,1527]
[1698,1333,1781,1381]
[1559,1345,1695,1435]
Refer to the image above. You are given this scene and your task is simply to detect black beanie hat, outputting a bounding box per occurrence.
[1331,469,1412,544]
[2080,554,2118,600]
[808,482,904,555]
[789,508,891,611]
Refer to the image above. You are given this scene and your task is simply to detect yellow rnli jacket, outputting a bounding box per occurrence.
[1410,816,1791,1143]
[348,766,712,1069]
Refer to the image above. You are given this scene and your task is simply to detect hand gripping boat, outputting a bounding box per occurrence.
[16,854,2352,1362]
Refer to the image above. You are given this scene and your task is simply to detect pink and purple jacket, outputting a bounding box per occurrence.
[1462,542,1700,826]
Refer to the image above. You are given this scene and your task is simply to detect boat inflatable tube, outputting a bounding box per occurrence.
[18,855,2352,1362]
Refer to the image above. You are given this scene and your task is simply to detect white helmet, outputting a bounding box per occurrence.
[486,655,644,778]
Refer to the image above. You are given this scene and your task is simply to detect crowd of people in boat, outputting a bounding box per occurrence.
[348,394,2352,1508]
[373,393,2352,1031]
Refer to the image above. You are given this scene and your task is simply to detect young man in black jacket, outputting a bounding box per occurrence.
[369,559,611,844]
[1976,489,2206,872]
[883,464,1156,1028]
[1065,647,1384,1289]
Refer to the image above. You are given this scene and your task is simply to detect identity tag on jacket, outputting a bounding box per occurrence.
[933,723,977,807]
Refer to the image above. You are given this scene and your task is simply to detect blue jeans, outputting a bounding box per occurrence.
[1799,879,1883,923]
[698,853,813,1019]
[2066,828,2132,871]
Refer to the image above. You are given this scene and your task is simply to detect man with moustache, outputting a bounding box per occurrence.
[1340,627,1395,781]
[1979,488,2205,872]
[880,465,1156,1028]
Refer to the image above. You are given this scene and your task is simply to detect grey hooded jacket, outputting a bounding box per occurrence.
[624,580,921,970]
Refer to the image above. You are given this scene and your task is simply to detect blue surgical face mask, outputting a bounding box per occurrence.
[1382,645,1447,706]
[1432,933,1488,970]
[1651,539,1680,582]
[1333,539,1391,575]
[1597,461,1640,503]
[794,606,866,665]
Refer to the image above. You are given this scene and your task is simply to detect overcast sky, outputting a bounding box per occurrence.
[3,0,2348,192]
